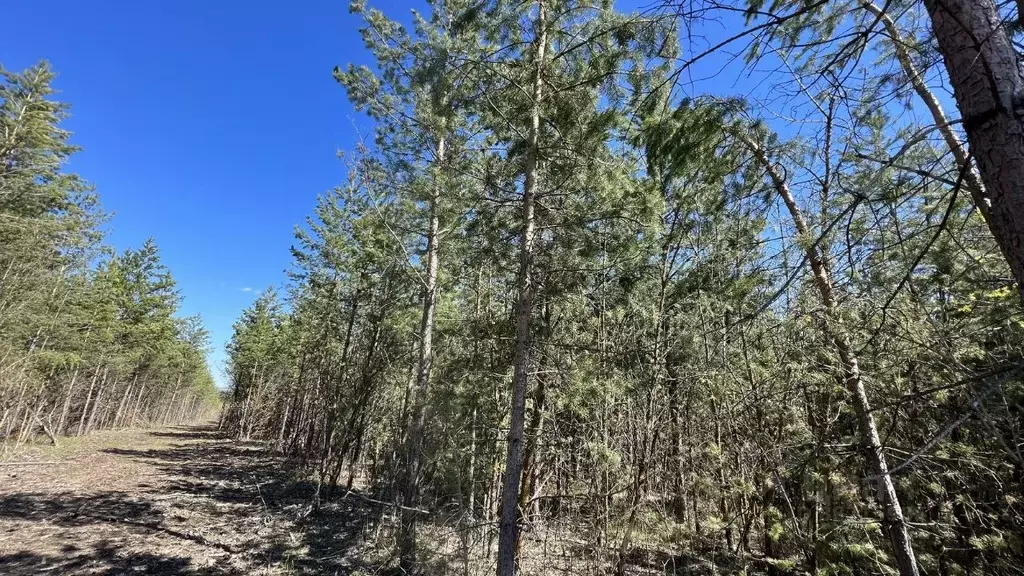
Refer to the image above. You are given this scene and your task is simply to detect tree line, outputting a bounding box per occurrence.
[0,62,219,454]
[221,0,1024,575]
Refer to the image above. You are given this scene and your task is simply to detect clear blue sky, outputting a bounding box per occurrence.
[3,1,779,388]
[3,1,405,386]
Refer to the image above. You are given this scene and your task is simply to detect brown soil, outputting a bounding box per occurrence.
[0,424,379,575]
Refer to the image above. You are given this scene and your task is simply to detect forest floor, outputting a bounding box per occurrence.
[0,424,737,576]
[0,423,383,575]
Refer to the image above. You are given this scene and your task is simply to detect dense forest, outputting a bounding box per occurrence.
[219,0,1024,574]
[0,63,219,452]
[5,0,1024,574]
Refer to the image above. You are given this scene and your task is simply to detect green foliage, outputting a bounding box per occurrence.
[220,1,1024,574]
[0,61,218,448]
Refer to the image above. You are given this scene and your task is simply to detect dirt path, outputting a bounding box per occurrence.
[0,424,378,575]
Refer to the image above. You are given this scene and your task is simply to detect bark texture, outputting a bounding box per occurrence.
[925,0,1024,295]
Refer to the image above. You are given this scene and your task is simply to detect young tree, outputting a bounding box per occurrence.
[334,2,485,568]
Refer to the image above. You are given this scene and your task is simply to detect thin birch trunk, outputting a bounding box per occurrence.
[85,374,112,435]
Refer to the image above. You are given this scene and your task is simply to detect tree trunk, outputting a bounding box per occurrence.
[468,402,478,516]
[129,382,147,427]
[925,0,1024,296]
[277,402,290,451]
[346,410,368,491]
[741,134,920,576]
[615,421,657,576]
[517,373,546,541]
[56,368,79,435]
[711,394,733,552]
[85,375,109,436]
[77,368,102,436]
[498,4,546,574]
[399,135,446,573]
[861,1,986,202]
[114,374,137,429]
[161,373,183,424]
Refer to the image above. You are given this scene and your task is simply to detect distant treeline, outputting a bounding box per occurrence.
[0,62,219,453]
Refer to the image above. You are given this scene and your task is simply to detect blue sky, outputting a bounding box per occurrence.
[3,1,844,388]
[2,0,704,389]
[3,1,391,386]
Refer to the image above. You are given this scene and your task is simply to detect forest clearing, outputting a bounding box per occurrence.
[3,0,1024,574]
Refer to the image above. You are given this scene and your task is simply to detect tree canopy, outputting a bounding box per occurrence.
[0,61,219,454]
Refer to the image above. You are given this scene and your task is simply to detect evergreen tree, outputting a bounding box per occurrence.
[0,60,218,452]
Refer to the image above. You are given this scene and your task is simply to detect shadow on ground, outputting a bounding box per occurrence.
[0,425,381,575]
[0,544,213,576]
